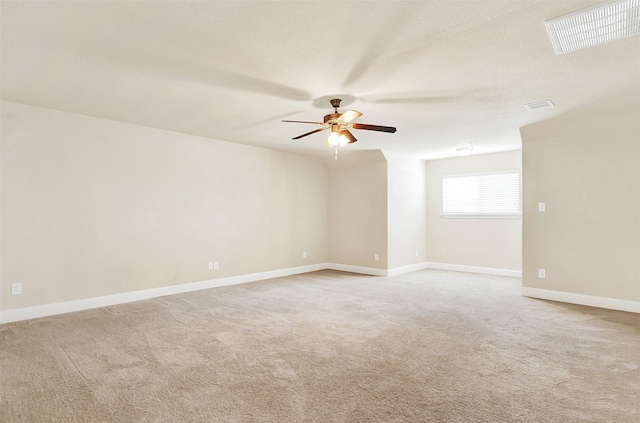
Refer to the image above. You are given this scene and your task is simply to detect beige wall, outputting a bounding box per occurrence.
[327,151,388,269]
[384,151,427,269]
[1,101,533,315]
[426,151,522,271]
[520,101,640,302]
[1,101,329,310]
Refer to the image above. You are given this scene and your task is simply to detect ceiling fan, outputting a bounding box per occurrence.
[282,98,397,148]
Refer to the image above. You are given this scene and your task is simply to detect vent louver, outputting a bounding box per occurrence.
[523,100,555,111]
[545,0,640,54]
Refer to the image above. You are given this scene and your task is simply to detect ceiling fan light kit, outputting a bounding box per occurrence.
[325,129,353,148]
[282,98,396,158]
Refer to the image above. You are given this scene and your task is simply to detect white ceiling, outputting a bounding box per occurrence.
[2,1,639,160]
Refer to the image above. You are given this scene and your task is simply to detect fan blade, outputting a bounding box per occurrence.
[337,110,362,124]
[292,127,329,140]
[339,129,357,144]
[282,120,325,125]
[350,123,397,133]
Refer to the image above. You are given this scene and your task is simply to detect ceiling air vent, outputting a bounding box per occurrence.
[545,0,640,54]
[523,100,555,111]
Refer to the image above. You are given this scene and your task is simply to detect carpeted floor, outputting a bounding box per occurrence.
[1,269,638,422]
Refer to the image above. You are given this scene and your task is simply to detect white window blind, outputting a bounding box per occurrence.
[442,170,520,218]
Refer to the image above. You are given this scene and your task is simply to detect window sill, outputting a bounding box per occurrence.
[441,214,521,219]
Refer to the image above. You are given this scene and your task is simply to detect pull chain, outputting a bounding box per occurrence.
[334,145,338,160]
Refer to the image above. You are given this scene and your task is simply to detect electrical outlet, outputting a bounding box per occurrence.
[208,261,214,270]
[11,283,22,295]
[302,251,307,259]
[415,250,419,257]
[213,261,219,270]
[538,202,546,212]
[374,253,379,261]
[538,269,546,278]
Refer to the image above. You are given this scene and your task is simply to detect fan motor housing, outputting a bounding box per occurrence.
[323,113,342,124]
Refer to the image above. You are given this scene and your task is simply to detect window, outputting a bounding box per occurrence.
[442,170,520,218]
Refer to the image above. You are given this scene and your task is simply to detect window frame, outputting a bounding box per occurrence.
[441,169,521,219]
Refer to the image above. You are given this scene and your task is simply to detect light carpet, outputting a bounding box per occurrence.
[1,269,638,422]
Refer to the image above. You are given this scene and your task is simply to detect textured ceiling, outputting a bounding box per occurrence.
[2,1,639,160]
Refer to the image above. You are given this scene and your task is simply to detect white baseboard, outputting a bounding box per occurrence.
[327,262,429,277]
[0,262,525,324]
[327,263,388,276]
[522,287,640,314]
[426,262,522,278]
[0,263,327,324]
[387,262,431,277]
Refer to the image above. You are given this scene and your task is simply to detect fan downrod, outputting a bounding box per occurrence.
[329,98,342,113]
